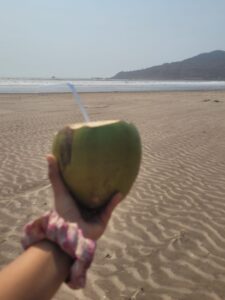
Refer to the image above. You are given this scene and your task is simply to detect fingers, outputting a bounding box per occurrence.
[47,154,67,196]
[47,155,122,227]
[100,193,123,225]
[47,154,81,221]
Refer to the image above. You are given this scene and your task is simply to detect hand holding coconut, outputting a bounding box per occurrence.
[47,154,123,240]
[52,85,141,220]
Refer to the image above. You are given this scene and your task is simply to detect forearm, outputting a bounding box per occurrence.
[0,240,72,300]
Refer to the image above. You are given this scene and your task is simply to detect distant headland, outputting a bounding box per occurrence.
[111,50,225,80]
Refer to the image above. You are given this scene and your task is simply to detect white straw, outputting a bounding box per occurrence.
[67,82,90,123]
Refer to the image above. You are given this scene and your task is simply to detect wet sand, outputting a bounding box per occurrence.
[0,91,225,300]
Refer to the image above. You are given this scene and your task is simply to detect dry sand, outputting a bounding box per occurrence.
[0,91,225,300]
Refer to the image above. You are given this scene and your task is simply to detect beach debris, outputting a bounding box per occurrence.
[129,287,145,300]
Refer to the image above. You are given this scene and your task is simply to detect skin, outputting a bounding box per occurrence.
[0,155,122,300]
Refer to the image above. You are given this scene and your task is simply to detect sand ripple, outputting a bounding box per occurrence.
[1,92,225,299]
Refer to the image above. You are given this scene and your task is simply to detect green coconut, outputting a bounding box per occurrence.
[52,120,141,210]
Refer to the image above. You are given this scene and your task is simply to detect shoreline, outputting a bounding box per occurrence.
[0,88,225,95]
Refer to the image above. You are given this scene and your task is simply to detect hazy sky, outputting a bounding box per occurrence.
[0,0,225,78]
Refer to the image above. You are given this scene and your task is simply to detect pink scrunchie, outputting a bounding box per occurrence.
[21,211,96,289]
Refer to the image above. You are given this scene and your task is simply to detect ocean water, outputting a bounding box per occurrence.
[0,79,225,93]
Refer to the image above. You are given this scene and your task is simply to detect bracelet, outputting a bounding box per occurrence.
[21,211,96,289]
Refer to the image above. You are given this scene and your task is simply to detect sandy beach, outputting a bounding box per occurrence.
[1,91,225,300]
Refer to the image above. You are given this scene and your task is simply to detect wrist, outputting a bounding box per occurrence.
[32,240,72,263]
[31,240,73,279]
[21,211,96,289]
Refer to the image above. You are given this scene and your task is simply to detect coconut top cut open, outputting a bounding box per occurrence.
[70,120,120,129]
